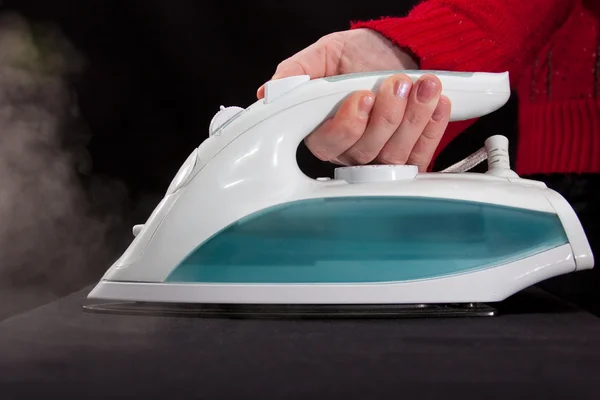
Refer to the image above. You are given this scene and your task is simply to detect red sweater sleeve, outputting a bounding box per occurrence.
[351,0,578,167]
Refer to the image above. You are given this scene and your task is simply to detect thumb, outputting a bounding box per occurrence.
[272,60,309,80]
[256,61,308,99]
[257,40,335,99]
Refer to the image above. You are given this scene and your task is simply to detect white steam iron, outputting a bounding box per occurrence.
[84,70,594,318]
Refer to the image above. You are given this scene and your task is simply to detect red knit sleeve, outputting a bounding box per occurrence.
[351,0,578,167]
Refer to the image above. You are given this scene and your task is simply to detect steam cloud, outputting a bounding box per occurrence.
[0,13,131,317]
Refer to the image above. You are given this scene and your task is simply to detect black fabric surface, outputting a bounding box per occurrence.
[1,286,599,399]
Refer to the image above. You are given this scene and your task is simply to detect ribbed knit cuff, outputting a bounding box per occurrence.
[517,99,600,175]
[350,5,511,73]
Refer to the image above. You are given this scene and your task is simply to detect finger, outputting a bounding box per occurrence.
[377,74,442,164]
[256,59,309,98]
[336,74,413,165]
[304,91,374,162]
[407,95,451,171]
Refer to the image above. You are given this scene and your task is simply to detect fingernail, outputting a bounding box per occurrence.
[359,95,374,117]
[432,101,446,121]
[394,80,411,99]
[417,79,438,103]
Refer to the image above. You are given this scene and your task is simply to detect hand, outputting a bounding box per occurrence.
[257,29,451,171]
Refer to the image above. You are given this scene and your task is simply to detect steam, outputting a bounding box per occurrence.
[0,13,131,316]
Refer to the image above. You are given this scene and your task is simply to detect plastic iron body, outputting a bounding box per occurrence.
[84,70,594,318]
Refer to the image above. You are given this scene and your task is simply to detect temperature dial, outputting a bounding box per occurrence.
[209,105,244,136]
[334,165,418,183]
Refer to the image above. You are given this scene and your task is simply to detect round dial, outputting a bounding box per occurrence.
[209,105,244,136]
[334,165,418,183]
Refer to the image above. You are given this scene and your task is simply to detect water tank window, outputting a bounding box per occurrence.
[166,197,568,283]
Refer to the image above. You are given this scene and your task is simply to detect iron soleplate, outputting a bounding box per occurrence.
[82,300,497,319]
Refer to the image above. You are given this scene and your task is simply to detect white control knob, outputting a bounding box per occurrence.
[209,105,244,136]
[334,165,418,183]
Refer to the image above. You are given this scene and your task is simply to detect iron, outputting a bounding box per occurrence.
[83,70,594,318]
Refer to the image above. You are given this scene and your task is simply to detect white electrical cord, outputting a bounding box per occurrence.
[440,147,488,173]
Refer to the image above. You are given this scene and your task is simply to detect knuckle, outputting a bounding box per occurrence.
[275,60,287,70]
[405,109,425,126]
[337,122,363,143]
[346,148,375,165]
[318,32,337,43]
[319,32,344,47]
[275,59,291,73]
[377,149,408,165]
[317,33,345,57]
[343,129,363,144]
[421,126,445,141]
[378,111,400,129]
